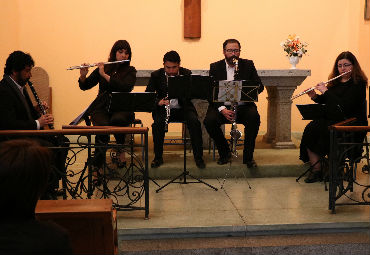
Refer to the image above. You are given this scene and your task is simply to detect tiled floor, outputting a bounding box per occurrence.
[65,135,370,239]
[117,172,370,239]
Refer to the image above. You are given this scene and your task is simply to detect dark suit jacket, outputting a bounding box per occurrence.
[209,58,264,107]
[0,75,39,130]
[145,67,192,106]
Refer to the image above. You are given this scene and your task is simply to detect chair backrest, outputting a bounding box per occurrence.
[27,66,52,113]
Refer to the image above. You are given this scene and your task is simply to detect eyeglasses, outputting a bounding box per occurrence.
[225,49,241,53]
[337,63,352,68]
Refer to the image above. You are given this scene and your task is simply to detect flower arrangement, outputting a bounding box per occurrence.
[281,34,308,57]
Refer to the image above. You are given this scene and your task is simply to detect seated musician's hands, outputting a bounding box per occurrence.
[35,101,49,113]
[97,62,105,76]
[80,63,89,77]
[316,82,328,94]
[307,89,317,99]
[221,109,235,122]
[97,62,110,82]
[158,99,169,106]
[38,114,54,127]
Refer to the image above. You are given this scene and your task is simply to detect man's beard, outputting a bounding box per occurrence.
[226,56,238,65]
[15,72,28,86]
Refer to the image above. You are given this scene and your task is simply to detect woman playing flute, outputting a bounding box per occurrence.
[300,51,368,183]
[78,40,136,175]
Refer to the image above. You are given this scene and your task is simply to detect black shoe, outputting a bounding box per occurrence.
[217,155,232,165]
[92,174,102,187]
[246,159,258,168]
[304,170,323,183]
[195,158,206,169]
[117,161,127,168]
[56,189,65,197]
[151,158,163,168]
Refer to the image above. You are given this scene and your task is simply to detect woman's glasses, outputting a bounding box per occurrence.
[337,63,352,68]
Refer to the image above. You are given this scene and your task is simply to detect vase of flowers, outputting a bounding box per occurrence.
[281,34,308,69]
[289,56,300,69]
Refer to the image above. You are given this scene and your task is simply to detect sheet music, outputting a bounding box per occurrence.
[217,80,242,103]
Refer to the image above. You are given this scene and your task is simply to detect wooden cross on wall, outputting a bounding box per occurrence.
[184,0,201,38]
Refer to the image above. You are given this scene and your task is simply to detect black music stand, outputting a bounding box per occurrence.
[69,92,158,196]
[295,103,328,183]
[108,92,159,187]
[214,80,259,154]
[213,80,259,104]
[213,80,259,188]
[108,92,156,113]
[296,104,326,120]
[156,74,218,192]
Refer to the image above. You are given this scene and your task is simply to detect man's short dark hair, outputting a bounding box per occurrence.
[223,39,241,50]
[163,50,181,64]
[4,51,34,75]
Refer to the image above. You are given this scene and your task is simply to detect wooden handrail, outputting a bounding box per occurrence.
[329,117,369,132]
[330,117,357,128]
[62,125,135,130]
[0,127,148,136]
[330,126,370,132]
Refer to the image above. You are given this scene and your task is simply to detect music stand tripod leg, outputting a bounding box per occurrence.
[155,122,218,192]
[126,137,160,187]
[186,172,218,191]
[296,159,322,182]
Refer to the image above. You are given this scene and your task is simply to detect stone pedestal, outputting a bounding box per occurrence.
[259,69,311,148]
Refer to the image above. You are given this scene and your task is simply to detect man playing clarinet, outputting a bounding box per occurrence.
[0,51,68,199]
[204,39,264,168]
[145,50,205,169]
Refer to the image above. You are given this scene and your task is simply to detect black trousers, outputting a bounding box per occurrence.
[91,110,135,167]
[204,103,260,161]
[33,135,70,199]
[151,103,203,161]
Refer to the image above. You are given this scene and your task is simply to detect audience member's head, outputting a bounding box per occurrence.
[0,139,51,219]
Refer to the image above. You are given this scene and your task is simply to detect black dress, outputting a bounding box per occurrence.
[299,79,367,163]
[79,64,136,166]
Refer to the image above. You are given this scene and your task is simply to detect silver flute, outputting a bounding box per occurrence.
[66,60,130,70]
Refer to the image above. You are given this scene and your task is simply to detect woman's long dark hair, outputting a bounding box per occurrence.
[328,51,368,87]
[105,40,132,75]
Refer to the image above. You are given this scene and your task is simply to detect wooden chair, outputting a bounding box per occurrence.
[27,66,52,113]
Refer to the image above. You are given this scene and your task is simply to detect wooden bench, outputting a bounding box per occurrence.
[36,199,117,255]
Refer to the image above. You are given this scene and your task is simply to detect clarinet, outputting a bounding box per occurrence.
[27,81,54,129]
[164,92,170,133]
[229,57,242,156]
[164,74,171,133]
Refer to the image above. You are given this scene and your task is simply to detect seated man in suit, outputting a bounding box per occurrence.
[145,50,205,169]
[204,39,264,168]
[0,51,69,198]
